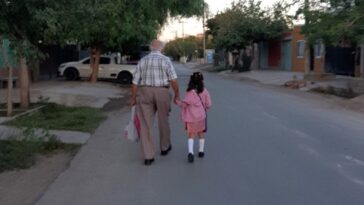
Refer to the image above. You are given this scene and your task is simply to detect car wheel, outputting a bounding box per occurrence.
[117,72,132,84]
[64,68,79,81]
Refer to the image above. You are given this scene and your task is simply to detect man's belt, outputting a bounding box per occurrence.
[140,85,170,89]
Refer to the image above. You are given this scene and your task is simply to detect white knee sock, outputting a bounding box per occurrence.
[188,139,194,154]
[199,139,205,152]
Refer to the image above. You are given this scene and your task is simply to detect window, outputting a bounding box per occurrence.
[297,41,305,58]
[314,42,324,58]
[82,57,110,64]
[100,57,111,64]
[82,58,90,64]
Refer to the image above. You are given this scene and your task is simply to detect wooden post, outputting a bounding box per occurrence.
[1,39,13,116]
[361,44,364,78]
[304,0,311,75]
[304,42,311,74]
[202,5,206,64]
[19,57,30,108]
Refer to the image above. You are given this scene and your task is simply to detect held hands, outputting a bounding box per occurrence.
[174,95,180,105]
[129,97,137,107]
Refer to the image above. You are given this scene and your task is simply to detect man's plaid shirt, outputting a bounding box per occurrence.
[132,51,177,87]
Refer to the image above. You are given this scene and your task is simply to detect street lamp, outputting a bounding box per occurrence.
[179,20,185,39]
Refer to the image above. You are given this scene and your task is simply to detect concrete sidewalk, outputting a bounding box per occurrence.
[35,108,135,205]
[184,63,304,86]
[220,70,304,86]
[0,80,127,108]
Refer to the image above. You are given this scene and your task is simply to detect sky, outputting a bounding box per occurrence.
[159,0,297,41]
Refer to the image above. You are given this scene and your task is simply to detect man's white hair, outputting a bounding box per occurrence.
[150,39,165,51]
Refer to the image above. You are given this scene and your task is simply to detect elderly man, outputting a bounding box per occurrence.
[130,39,180,166]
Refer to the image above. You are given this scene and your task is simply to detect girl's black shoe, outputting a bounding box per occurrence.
[188,153,194,163]
[144,158,154,166]
[198,152,204,158]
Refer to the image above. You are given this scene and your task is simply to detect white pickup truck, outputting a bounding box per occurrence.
[58,56,136,84]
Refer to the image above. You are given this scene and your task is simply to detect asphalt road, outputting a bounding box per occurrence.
[36,64,364,205]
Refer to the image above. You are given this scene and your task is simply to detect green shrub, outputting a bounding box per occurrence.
[0,128,80,173]
[5,103,105,133]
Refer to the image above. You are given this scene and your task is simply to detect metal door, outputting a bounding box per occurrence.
[282,40,292,70]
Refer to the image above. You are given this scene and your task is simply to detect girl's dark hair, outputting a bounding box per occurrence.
[187,72,204,94]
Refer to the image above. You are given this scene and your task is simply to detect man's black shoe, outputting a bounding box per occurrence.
[198,152,204,158]
[161,145,172,156]
[144,158,155,166]
[188,153,194,163]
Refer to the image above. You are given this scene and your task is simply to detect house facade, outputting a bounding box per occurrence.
[259,26,364,78]
[259,32,292,71]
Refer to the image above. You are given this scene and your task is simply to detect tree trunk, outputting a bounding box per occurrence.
[2,41,13,116]
[19,57,30,109]
[304,42,311,74]
[6,65,13,117]
[90,46,101,83]
[361,44,364,78]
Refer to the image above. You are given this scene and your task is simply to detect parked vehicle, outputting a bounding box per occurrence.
[58,56,136,84]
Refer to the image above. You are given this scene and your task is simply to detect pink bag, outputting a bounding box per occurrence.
[124,106,140,142]
[134,112,141,137]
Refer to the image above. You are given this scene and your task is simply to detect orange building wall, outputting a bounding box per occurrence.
[291,26,305,72]
[314,55,325,74]
[0,69,19,78]
[291,26,326,74]
[355,65,360,77]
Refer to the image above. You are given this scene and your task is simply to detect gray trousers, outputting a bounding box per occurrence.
[137,87,172,159]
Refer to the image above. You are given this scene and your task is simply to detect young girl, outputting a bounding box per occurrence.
[176,72,212,163]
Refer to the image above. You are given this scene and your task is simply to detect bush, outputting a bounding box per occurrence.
[0,128,79,173]
[6,103,105,133]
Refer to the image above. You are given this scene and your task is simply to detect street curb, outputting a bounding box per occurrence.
[0,125,90,144]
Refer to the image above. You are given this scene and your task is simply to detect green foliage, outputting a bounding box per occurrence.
[0,0,205,62]
[0,0,46,62]
[297,0,364,45]
[206,0,291,51]
[6,103,106,133]
[0,128,80,172]
[0,38,17,68]
[38,0,206,53]
[164,36,204,60]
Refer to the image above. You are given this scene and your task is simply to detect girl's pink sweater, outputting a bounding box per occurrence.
[177,89,212,123]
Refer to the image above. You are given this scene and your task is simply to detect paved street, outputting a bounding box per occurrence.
[36,64,364,205]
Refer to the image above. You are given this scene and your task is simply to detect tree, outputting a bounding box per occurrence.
[206,0,292,70]
[208,0,291,51]
[40,0,206,83]
[0,0,205,113]
[296,0,364,45]
[1,39,13,116]
[0,0,46,109]
[164,36,203,60]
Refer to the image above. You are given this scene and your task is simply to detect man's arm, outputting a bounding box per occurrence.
[130,61,142,106]
[129,84,138,106]
[171,79,180,104]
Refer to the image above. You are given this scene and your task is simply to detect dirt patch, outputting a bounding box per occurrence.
[311,86,359,99]
[284,80,308,89]
[101,97,129,112]
[0,152,74,205]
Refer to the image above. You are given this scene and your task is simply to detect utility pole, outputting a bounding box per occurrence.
[172,30,178,39]
[2,39,13,116]
[304,0,311,75]
[202,5,206,64]
[179,20,185,40]
[361,44,364,78]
